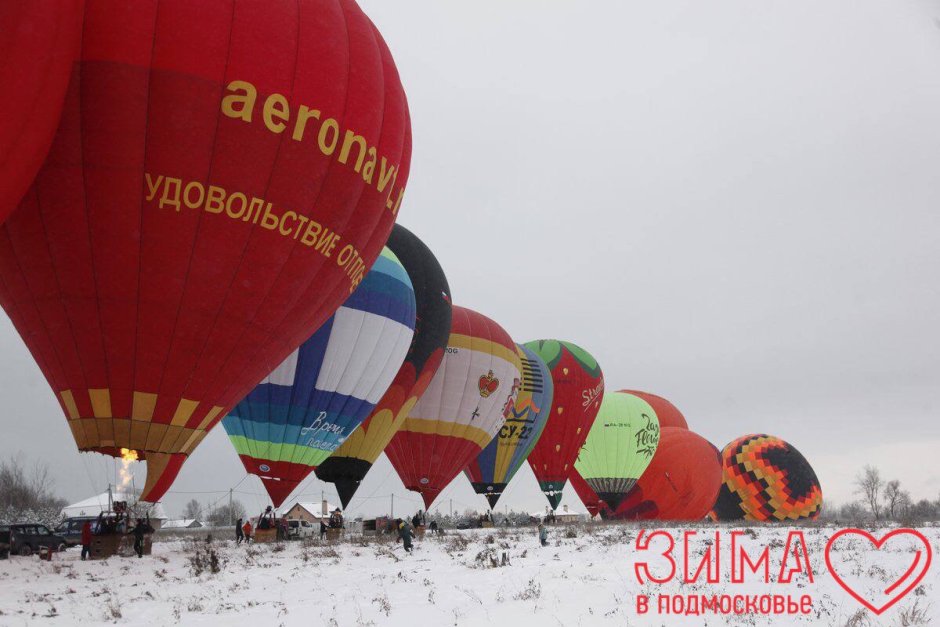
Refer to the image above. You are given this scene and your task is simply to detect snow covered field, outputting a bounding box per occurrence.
[1,522,937,626]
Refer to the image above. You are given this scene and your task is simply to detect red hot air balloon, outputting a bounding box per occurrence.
[0,0,84,224]
[0,0,411,502]
[569,467,608,518]
[523,340,604,510]
[385,306,522,509]
[617,427,721,521]
[618,390,688,429]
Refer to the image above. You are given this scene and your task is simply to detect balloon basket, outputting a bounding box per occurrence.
[89,533,152,560]
[325,528,343,542]
[252,528,278,545]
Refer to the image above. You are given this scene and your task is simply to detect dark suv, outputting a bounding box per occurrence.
[0,524,68,556]
[54,517,98,547]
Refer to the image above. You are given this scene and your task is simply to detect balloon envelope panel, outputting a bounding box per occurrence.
[523,340,604,509]
[0,0,411,502]
[465,344,554,508]
[315,224,452,508]
[617,390,688,430]
[385,306,522,509]
[0,0,83,224]
[711,434,823,522]
[569,467,606,518]
[222,248,416,506]
[574,391,660,512]
[617,427,722,521]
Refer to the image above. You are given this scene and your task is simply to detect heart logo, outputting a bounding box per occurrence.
[825,528,933,615]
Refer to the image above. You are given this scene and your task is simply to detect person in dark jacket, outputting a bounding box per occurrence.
[127,517,154,558]
[235,518,244,544]
[80,521,93,561]
[396,519,415,552]
[320,519,328,540]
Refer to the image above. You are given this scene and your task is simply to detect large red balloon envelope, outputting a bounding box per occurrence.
[618,390,688,429]
[617,427,721,521]
[0,0,84,224]
[0,0,411,502]
[523,340,604,510]
[569,467,608,519]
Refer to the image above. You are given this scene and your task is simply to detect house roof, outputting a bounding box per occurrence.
[162,519,202,529]
[61,491,168,520]
[285,502,337,519]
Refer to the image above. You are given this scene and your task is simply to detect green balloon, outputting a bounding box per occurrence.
[574,391,660,511]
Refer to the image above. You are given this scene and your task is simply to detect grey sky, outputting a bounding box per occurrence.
[2,0,939,519]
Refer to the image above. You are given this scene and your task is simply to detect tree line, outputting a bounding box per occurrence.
[824,465,940,523]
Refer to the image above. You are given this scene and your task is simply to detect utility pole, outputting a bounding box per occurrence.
[390,494,394,518]
[229,489,233,526]
[449,499,453,519]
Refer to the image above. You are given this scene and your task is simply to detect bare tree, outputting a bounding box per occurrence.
[182,499,203,521]
[838,501,869,521]
[0,453,66,511]
[208,501,246,527]
[855,465,883,520]
[884,480,903,519]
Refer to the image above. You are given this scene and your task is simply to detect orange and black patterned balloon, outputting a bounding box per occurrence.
[710,434,822,522]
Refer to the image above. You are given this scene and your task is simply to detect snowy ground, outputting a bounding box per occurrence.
[1,522,937,626]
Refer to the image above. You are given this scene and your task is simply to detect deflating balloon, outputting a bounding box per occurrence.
[464,344,554,509]
[523,340,604,509]
[711,434,823,522]
[222,248,415,507]
[385,306,522,509]
[315,224,452,508]
[569,467,606,519]
[0,0,411,502]
[618,390,688,429]
[574,392,660,511]
[617,427,721,521]
[0,0,83,224]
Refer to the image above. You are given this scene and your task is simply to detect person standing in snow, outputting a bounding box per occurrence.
[320,519,328,541]
[127,517,154,558]
[538,522,548,547]
[235,518,244,544]
[396,519,415,552]
[80,521,93,561]
[242,519,253,544]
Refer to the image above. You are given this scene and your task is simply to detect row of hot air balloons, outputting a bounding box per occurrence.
[0,0,823,523]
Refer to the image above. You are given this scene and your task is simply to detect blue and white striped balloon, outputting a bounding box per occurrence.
[222,247,416,506]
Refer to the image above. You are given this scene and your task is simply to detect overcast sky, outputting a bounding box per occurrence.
[2,0,939,519]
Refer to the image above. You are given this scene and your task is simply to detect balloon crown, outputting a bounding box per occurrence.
[478,370,500,398]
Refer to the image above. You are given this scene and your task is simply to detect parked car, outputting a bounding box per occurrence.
[54,517,99,547]
[1,524,68,556]
[286,519,315,540]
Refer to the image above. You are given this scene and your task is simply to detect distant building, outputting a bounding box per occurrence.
[283,501,337,523]
[60,491,168,528]
[529,504,583,524]
[161,519,203,530]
